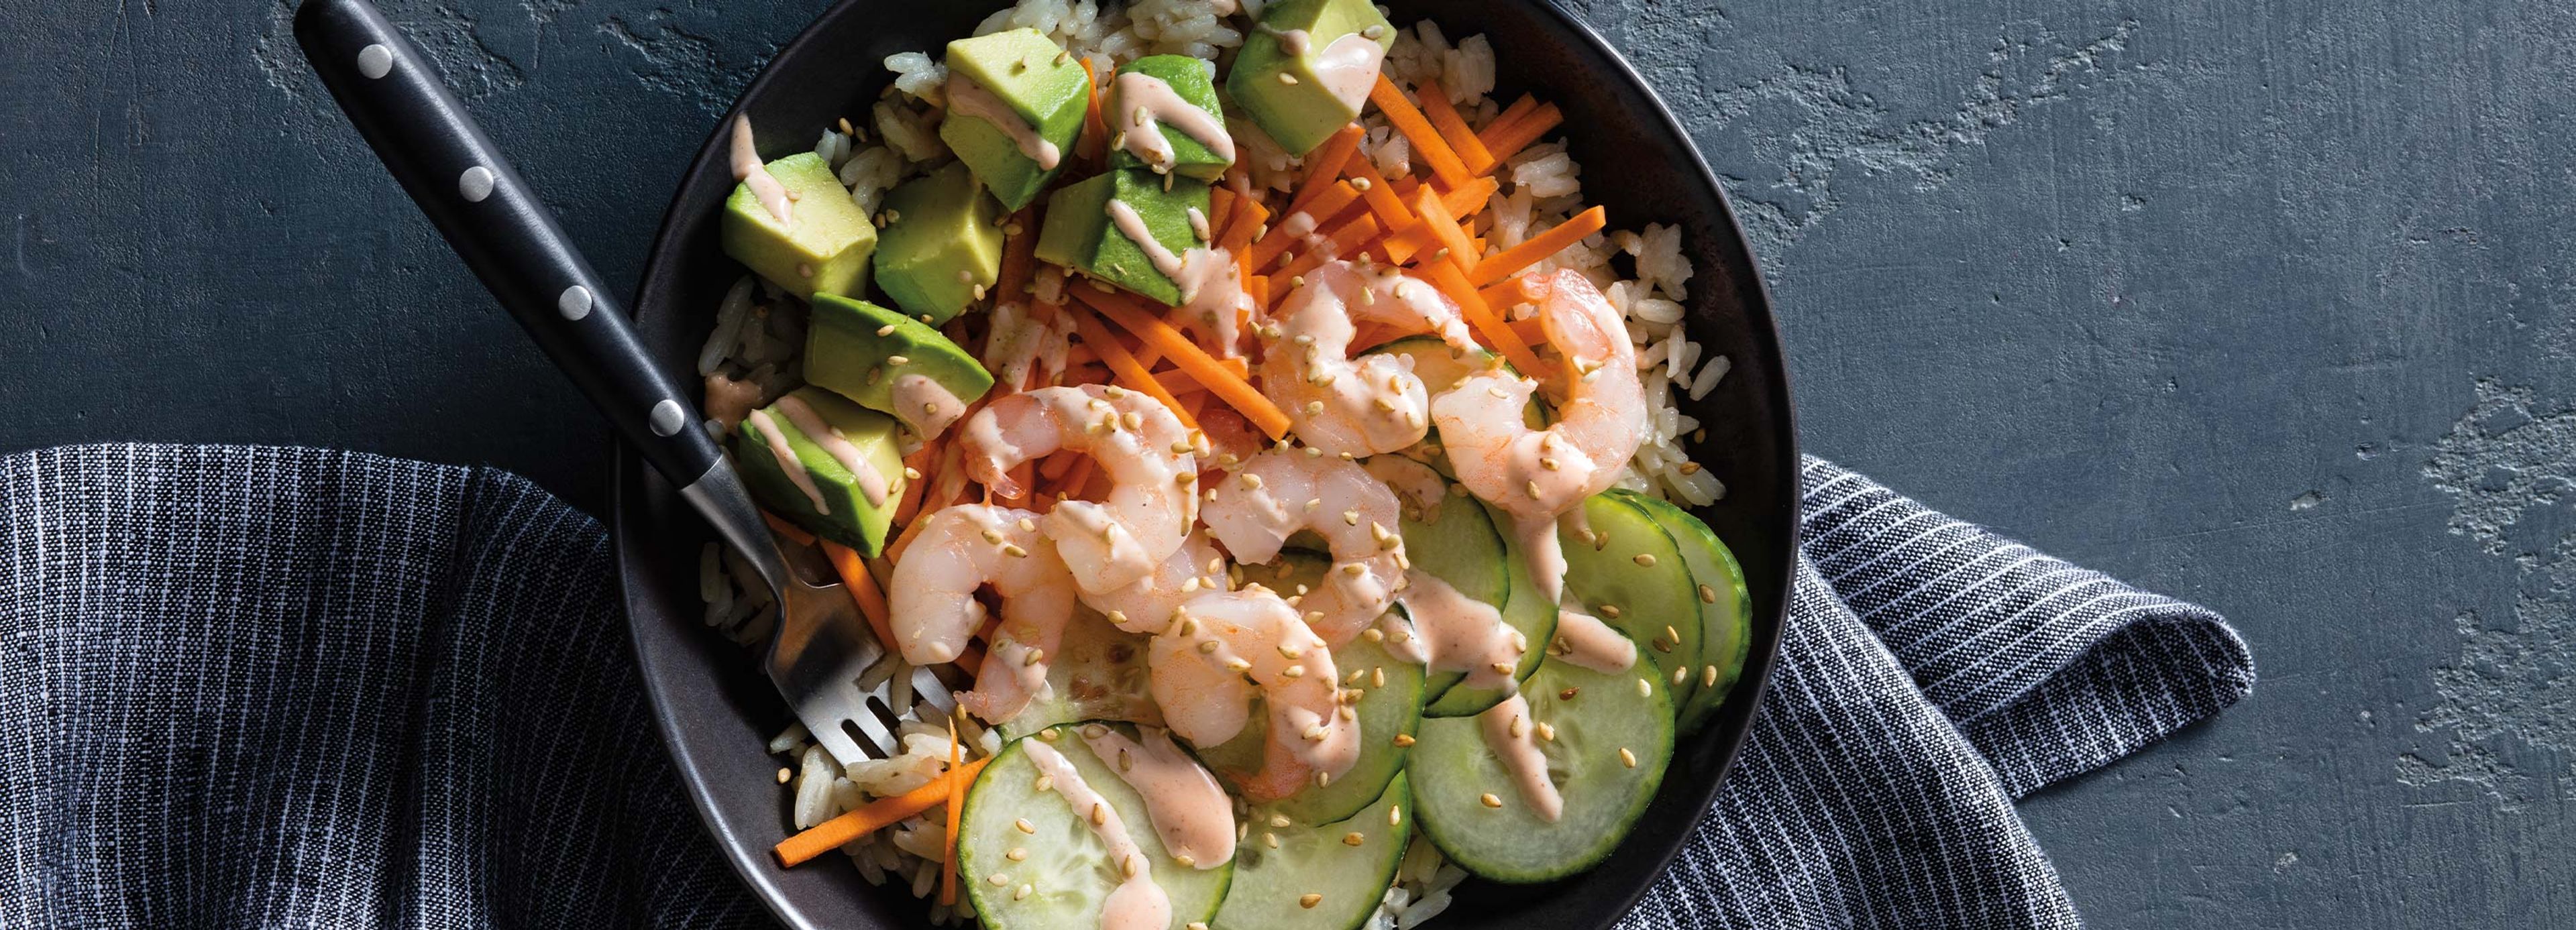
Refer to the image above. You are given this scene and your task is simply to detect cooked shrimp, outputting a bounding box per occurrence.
[1256,260,1483,457]
[1146,587,1360,801]
[1432,270,1648,604]
[1083,532,1230,635]
[958,384,1197,592]
[1201,445,1407,646]
[885,504,1081,723]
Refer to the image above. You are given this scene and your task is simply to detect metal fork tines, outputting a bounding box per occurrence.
[763,571,957,766]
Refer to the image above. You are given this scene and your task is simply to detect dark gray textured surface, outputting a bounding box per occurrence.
[1,0,2564,925]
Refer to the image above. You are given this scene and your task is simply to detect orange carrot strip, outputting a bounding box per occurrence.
[1415,79,1497,174]
[1479,274,1538,310]
[1350,322,1401,353]
[938,715,963,906]
[1481,102,1563,168]
[890,448,934,526]
[1152,357,1247,395]
[1510,314,1546,345]
[1208,186,1237,241]
[1057,455,1097,502]
[1470,206,1606,286]
[1424,260,1547,376]
[1077,58,1109,164]
[886,443,964,563]
[821,540,895,654]
[995,208,1039,307]
[762,512,817,546]
[1219,195,1271,254]
[1252,181,1362,270]
[1341,157,1415,233]
[1288,123,1366,214]
[1481,95,1541,149]
[1038,449,1084,482]
[1066,302,1200,430]
[774,757,992,868]
[1279,213,1381,280]
[1368,76,1473,188]
[1076,288,1292,439]
[1248,274,1271,310]
[1383,178,1498,264]
[1413,185,1479,274]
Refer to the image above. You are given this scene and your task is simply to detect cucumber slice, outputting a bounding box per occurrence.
[1212,775,1411,930]
[998,607,1163,740]
[1419,501,1556,717]
[961,723,1233,929]
[1558,493,1702,712]
[1613,490,1754,735]
[1409,655,1674,883]
[1202,552,1424,825]
[1397,486,1511,705]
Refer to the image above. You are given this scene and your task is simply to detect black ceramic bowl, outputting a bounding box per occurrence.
[612,2,1796,927]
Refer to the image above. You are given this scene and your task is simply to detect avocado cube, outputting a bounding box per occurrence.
[804,294,995,438]
[720,152,877,300]
[1227,0,1396,156]
[736,387,906,554]
[1106,54,1232,182]
[938,27,1090,211]
[873,163,1006,325]
[1034,168,1211,306]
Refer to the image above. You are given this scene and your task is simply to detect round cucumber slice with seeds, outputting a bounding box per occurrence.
[996,607,1163,740]
[1612,490,1754,735]
[1212,774,1411,930]
[960,723,1233,929]
[1409,655,1674,883]
[1200,552,1424,825]
[1394,487,1513,707]
[1558,493,1703,713]
[1419,500,1556,717]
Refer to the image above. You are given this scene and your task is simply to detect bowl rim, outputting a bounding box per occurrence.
[611,1,1800,926]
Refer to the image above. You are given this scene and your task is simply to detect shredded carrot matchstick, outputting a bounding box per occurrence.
[886,443,965,563]
[1479,274,1539,310]
[1470,206,1606,286]
[1077,58,1109,164]
[994,209,1039,306]
[1342,157,1416,233]
[1279,213,1381,280]
[1057,455,1097,503]
[938,715,964,906]
[762,512,817,546]
[1252,180,1363,270]
[1383,177,1500,264]
[890,445,936,526]
[1152,357,1248,395]
[1288,123,1366,214]
[1480,101,1563,168]
[1075,288,1291,439]
[1066,302,1199,430]
[822,540,896,659]
[1368,76,1473,188]
[1208,186,1237,240]
[1510,314,1546,345]
[1413,186,1479,274]
[775,756,992,868]
[1414,79,1497,174]
[1481,94,1540,148]
[1424,260,1546,376]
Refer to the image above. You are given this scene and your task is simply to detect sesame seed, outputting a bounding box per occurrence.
[1198,640,1220,654]
[1373,667,1386,687]
[1282,665,1305,679]
[1560,687,1581,700]
[1705,665,1721,687]
[1666,625,1682,643]
[1091,803,1108,825]
[1228,658,1252,672]
[1363,627,1385,642]
[875,324,898,337]
[1008,848,1028,862]
[1699,584,1718,603]
[1480,793,1503,809]
[1016,884,1034,900]
[1490,661,1515,675]
[1352,176,1373,190]
[1538,721,1557,742]
[775,767,792,784]
[1680,461,1702,474]
[1305,400,1325,415]
[1280,73,1300,85]
[1601,603,1623,618]
[1123,856,1141,878]
[1265,832,1282,848]
[988,872,1010,886]
[1343,831,1365,846]
[1653,639,1673,653]
[1633,553,1658,567]
[1120,749,1135,772]
[1343,510,1360,526]
[904,467,923,480]
[982,528,1006,544]
[1024,648,1046,666]
[1002,543,1029,557]
[1175,471,1197,485]
[1672,664,1690,686]
[1175,854,1196,868]
[1019,517,1037,532]
[1300,892,1324,909]
[1315,770,1332,787]
[1637,678,1654,697]
[1526,481,1544,499]
[1393,733,1415,747]
[1036,774,1053,792]
[1621,747,1638,768]
[1279,643,1304,660]
[1338,705,1356,720]
[1016,818,1036,833]
[1509,715,1526,738]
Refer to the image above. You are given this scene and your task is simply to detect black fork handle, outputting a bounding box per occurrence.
[293,0,790,592]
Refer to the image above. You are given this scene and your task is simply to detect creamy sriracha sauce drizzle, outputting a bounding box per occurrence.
[745,410,828,514]
[1022,740,1171,930]
[1103,199,1250,354]
[1110,70,1237,170]
[947,73,1063,170]
[1257,24,1312,56]
[1479,694,1564,821]
[1081,728,1236,870]
[729,115,794,224]
[891,373,969,439]
[1313,33,1388,113]
[773,394,890,507]
[1389,572,1521,689]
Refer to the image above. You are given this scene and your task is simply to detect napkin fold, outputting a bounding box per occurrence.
[0,445,2251,929]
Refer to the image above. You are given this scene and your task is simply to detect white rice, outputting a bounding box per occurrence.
[700,1,1725,921]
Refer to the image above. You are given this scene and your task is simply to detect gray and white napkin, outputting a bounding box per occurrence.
[0,444,2251,928]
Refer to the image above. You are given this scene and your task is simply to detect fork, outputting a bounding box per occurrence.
[294,0,950,765]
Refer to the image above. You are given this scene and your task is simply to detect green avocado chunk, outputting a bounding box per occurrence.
[938,27,1089,211]
[804,294,995,437]
[1228,0,1396,156]
[1034,168,1210,306]
[1107,54,1232,182]
[720,152,876,300]
[873,163,1005,325]
[735,387,906,555]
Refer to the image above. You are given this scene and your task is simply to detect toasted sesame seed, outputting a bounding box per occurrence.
[1175,853,1196,868]
[1008,848,1029,862]
[1228,658,1253,672]
[1018,517,1037,532]
[1282,665,1305,679]
[1373,666,1387,687]
[888,355,910,365]
[1538,721,1558,742]
[1480,793,1503,809]
[1393,733,1416,748]
[1633,553,1658,567]
[1637,677,1654,697]
[1280,72,1301,85]
[1509,715,1526,738]
[1526,481,1544,499]
[1343,831,1365,846]
[1199,640,1221,654]
[1672,664,1690,686]
[1601,603,1623,618]
[1265,831,1282,848]
[1491,661,1515,675]
[1300,892,1324,909]
[1653,639,1674,653]
[1002,543,1029,558]
[1364,627,1385,643]
[904,466,923,480]
[1175,471,1197,485]
[1560,687,1582,700]
[1016,818,1036,833]
[1699,583,1717,603]
[775,766,792,784]
[1036,774,1054,792]
[1016,884,1034,900]
[1665,625,1682,644]
[1621,747,1638,768]
[1091,803,1108,825]
[1704,664,1721,687]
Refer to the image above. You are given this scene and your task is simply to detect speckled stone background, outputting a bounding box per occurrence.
[3,0,2568,925]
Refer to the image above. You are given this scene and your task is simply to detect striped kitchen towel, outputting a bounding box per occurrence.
[0,445,2251,928]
